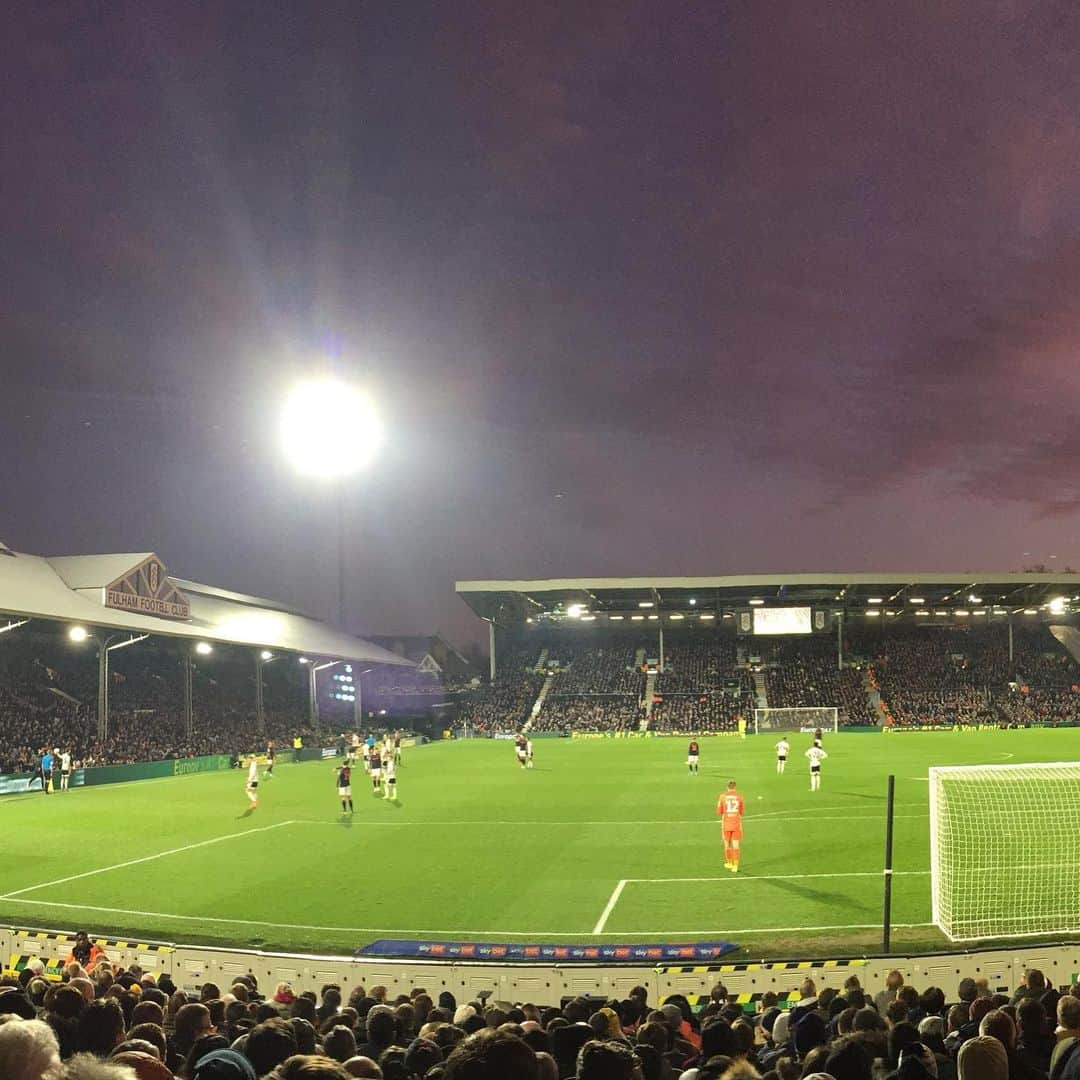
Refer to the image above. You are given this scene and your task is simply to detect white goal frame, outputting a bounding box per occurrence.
[929,761,1080,942]
[753,707,838,735]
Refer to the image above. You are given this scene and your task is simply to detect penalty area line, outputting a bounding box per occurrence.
[2,821,298,898]
[0,895,937,938]
[593,880,627,934]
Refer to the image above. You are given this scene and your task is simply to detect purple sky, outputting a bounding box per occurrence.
[3,1,1080,647]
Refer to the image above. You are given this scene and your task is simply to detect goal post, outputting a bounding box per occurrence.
[929,761,1080,941]
[753,707,838,735]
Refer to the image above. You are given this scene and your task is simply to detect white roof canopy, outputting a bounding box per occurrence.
[0,549,412,666]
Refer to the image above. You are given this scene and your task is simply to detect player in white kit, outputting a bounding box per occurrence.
[775,738,789,774]
[383,757,397,800]
[59,749,72,791]
[805,744,827,791]
[245,755,259,808]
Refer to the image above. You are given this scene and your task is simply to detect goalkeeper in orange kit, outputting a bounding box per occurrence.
[717,779,746,872]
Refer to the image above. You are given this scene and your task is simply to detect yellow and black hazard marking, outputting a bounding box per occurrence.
[10,930,172,954]
[661,957,869,976]
[4,955,66,981]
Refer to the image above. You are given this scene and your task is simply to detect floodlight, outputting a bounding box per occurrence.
[749,599,764,606]
[566,603,585,618]
[260,650,273,661]
[195,642,213,655]
[68,626,89,643]
[1049,596,1068,615]
[689,598,696,606]
[280,377,383,478]
[638,601,654,608]
[299,656,310,664]
[909,598,925,604]
[868,598,883,604]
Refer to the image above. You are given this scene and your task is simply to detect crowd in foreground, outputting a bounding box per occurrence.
[4,950,1080,1080]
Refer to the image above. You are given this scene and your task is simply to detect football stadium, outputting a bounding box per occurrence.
[4,556,1080,1047]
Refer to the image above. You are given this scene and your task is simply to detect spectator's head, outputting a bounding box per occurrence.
[191,1047,259,1079]
[442,1029,539,1079]
[325,1026,358,1062]
[700,1018,735,1059]
[342,1058,381,1078]
[365,1010,397,1049]
[0,1017,62,1080]
[897,1040,938,1079]
[957,1035,1008,1080]
[888,1021,920,1067]
[946,1004,968,1034]
[1017,998,1046,1041]
[403,1037,441,1077]
[957,978,977,1004]
[823,1036,873,1080]
[77,998,127,1057]
[969,998,995,1027]
[1024,970,1046,993]
[245,1017,298,1076]
[127,1024,167,1062]
[1059,995,1080,1033]
[130,1001,164,1028]
[291,1018,318,1055]
[110,1049,175,1080]
[576,1038,638,1080]
[979,1009,1016,1052]
[886,970,905,993]
[175,1003,214,1051]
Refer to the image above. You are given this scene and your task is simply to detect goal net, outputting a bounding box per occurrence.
[929,762,1080,941]
[753,707,838,735]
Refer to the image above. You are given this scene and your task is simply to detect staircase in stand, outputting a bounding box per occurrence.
[753,670,769,709]
[640,671,657,730]
[523,674,555,732]
[533,647,549,673]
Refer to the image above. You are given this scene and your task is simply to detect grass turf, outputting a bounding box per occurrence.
[1,730,1077,960]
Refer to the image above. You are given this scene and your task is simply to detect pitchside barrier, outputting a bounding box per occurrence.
[3,925,1078,1005]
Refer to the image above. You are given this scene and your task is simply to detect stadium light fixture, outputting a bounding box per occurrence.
[0,619,28,636]
[1024,608,1038,615]
[699,613,715,620]
[916,610,930,616]
[954,610,970,617]
[280,377,383,478]
[974,609,987,616]
[865,609,880,616]
[299,656,310,664]
[68,625,89,643]
[195,641,213,655]
[579,614,596,622]
[566,603,586,618]
[669,613,685,620]
[689,597,696,606]
[934,610,949,616]
[638,601,654,608]
[609,614,624,621]
[909,597,925,604]
[526,617,534,623]
[260,650,273,661]
[631,614,645,621]
[1049,596,1068,614]
[647,614,659,620]
[868,597,883,604]
[749,598,764,605]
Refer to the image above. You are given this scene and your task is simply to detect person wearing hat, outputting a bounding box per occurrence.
[192,1048,258,1079]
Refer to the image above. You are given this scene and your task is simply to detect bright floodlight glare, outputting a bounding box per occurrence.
[68,626,89,643]
[280,377,383,478]
[299,656,310,664]
[195,642,213,655]
[260,650,273,661]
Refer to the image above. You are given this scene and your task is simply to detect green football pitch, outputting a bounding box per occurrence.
[1,730,1077,960]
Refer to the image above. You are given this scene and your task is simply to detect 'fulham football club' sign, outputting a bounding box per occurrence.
[105,555,191,620]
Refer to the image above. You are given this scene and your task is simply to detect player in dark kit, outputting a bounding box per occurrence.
[369,748,382,792]
[813,727,823,749]
[687,739,700,776]
[265,741,275,778]
[515,734,528,769]
[336,763,353,813]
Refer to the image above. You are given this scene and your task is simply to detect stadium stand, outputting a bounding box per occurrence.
[761,638,874,726]
[0,960,1074,1079]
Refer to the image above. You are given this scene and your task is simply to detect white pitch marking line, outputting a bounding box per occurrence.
[593,880,628,934]
[628,870,930,883]
[288,812,929,828]
[3,821,297,898]
[0,896,939,938]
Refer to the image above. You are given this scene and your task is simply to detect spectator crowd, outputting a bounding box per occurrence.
[4,954,1080,1080]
